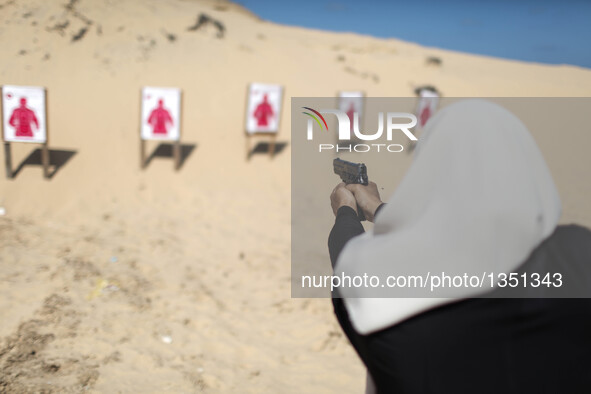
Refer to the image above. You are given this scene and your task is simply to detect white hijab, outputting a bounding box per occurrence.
[335,99,561,335]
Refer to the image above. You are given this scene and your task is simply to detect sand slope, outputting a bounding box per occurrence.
[1,0,591,392]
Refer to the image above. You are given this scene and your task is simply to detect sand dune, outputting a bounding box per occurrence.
[1,0,591,392]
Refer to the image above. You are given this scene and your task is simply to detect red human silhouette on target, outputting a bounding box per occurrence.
[253,94,274,127]
[419,105,431,128]
[147,98,173,135]
[346,102,356,132]
[9,97,39,137]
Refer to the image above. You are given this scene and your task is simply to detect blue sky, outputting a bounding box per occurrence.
[238,0,591,69]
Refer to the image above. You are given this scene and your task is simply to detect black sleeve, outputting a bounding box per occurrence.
[328,206,365,269]
[328,204,387,381]
[327,207,370,371]
[327,203,387,268]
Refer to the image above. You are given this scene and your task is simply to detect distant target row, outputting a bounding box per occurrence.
[1,83,283,144]
[1,83,440,178]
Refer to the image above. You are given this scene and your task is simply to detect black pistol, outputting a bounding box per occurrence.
[333,158,368,221]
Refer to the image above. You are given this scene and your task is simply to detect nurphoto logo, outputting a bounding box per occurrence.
[302,107,418,153]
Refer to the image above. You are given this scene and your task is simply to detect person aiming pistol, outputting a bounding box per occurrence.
[327,100,591,394]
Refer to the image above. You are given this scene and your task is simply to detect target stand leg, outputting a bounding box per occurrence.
[42,143,50,179]
[173,140,181,171]
[245,133,251,160]
[140,139,147,170]
[4,142,12,179]
[269,134,277,159]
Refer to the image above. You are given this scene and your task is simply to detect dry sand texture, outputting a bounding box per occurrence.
[1,0,591,392]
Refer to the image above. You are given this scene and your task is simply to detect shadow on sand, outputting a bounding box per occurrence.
[247,142,287,160]
[144,143,196,170]
[11,148,77,179]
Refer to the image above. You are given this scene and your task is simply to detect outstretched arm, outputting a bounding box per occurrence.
[328,183,387,388]
[328,206,365,268]
[328,183,378,384]
[328,181,386,267]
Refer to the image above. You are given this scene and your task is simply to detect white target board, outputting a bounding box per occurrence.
[141,87,181,141]
[416,89,439,130]
[2,85,47,143]
[339,91,364,130]
[246,83,282,134]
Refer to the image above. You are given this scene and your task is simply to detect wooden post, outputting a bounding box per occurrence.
[41,142,50,179]
[4,142,11,179]
[140,139,146,169]
[245,132,251,159]
[173,140,181,171]
[269,133,277,158]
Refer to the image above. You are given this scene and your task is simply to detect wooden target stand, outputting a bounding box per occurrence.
[2,89,50,179]
[139,88,183,171]
[245,131,277,159]
[3,140,50,179]
[243,84,283,160]
[140,138,182,171]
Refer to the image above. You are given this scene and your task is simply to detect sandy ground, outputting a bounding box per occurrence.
[1,0,591,392]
